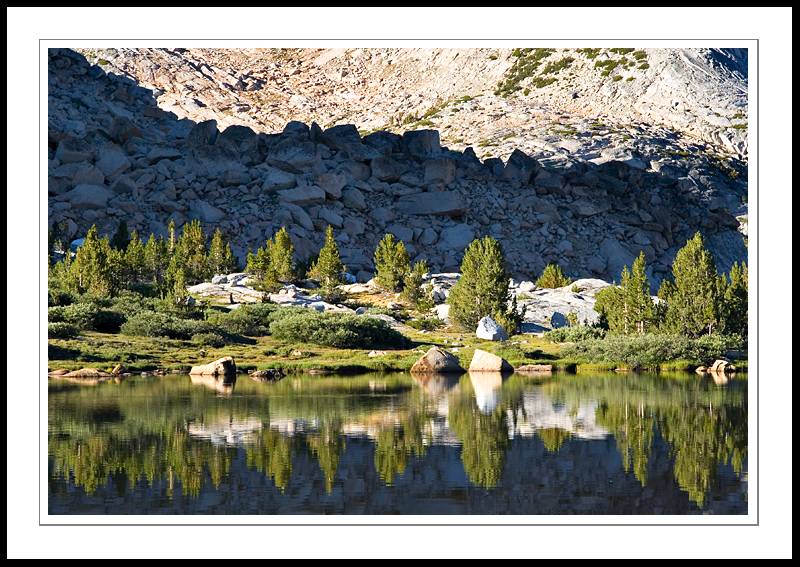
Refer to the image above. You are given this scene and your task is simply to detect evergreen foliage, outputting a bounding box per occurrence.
[663,232,721,337]
[374,233,410,292]
[535,263,572,288]
[207,228,237,275]
[401,260,433,310]
[447,236,515,331]
[308,226,345,300]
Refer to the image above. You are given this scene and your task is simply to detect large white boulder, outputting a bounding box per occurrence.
[475,316,508,341]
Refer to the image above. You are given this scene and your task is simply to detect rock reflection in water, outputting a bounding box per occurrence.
[189,373,237,395]
[468,372,505,414]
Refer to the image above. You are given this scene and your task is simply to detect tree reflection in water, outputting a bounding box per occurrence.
[48,371,747,510]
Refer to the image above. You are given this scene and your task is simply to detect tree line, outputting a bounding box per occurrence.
[49,219,747,339]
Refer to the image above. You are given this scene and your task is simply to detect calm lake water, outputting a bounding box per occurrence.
[48,371,748,515]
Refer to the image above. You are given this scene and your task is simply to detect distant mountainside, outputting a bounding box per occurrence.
[78,47,748,159]
[49,48,748,284]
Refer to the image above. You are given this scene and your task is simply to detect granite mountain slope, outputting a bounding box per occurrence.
[49,48,748,284]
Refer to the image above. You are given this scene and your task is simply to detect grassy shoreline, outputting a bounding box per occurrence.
[48,329,747,376]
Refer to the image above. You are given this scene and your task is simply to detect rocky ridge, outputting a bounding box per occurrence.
[78,47,748,158]
[49,48,747,285]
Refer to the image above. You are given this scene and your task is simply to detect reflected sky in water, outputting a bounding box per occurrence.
[48,371,747,514]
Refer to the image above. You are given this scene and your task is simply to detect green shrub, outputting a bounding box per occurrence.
[192,332,226,348]
[48,322,79,339]
[577,48,602,59]
[535,263,572,288]
[594,59,619,76]
[206,303,279,336]
[121,311,216,340]
[406,316,444,331]
[269,310,410,349]
[559,333,742,369]
[541,57,574,75]
[48,289,77,307]
[48,301,125,333]
[109,290,159,318]
[545,325,607,343]
[495,48,554,96]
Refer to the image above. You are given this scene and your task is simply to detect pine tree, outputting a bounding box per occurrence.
[664,232,721,337]
[123,230,147,284]
[374,233,410,292]
[269,226,295,283]
[720,261,748,337]
[625,252,655,334]
[144,234,169,295]
[246,244,279,292]
[401,260,432,310]
[594,284,624,332]
[171,219,209,284]
[70,225,119,297]
[169,267,189,307]
[308,226,345,300]
[447,236,514,331]
[111,220,130,251]
[49,250,77,293]
[535,263,572,288]
[208,228,236,275]
[595,253,655,334]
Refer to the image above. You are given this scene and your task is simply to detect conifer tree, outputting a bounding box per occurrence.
[171,219,209,284]
[535,262,572,288]
[401,260,432,310]
[595,252,655,334]
[49,249,77,293]
[269,226,295,283]
[374,233,411,292]
[144,234,169,294]
[720,261,748,337]
[246,245,279,291]
[624,252,655,334]
[447,236,514,331]
[594,284,625,332]
[70,225,118,296]
[308,226,345,299]
[169,267,188,307]
[664,232,721,337]
[208,228,236,275]
[124,230,146,284]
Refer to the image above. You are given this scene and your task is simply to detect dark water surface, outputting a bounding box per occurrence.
[48,371,747,515]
